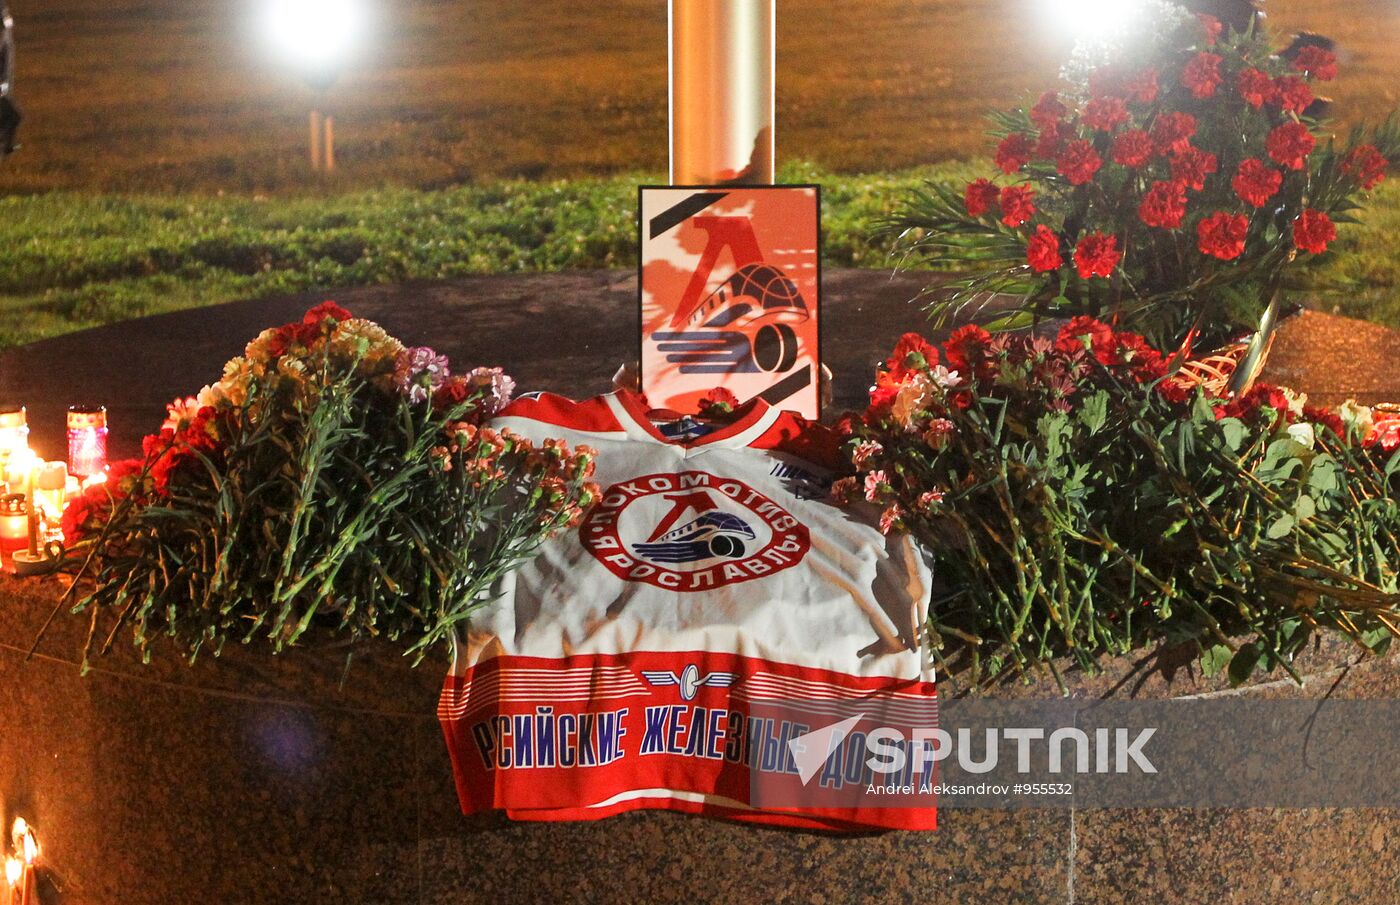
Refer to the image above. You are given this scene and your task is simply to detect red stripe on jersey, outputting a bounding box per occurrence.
[503,794,936,832]
[497,392,625,434]
[439,651,937,833]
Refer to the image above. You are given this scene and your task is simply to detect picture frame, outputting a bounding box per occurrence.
[638,184,821,419]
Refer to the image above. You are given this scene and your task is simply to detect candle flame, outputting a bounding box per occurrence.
[7,818,24,845]
[4,857,19,886]
[20,831,36,865]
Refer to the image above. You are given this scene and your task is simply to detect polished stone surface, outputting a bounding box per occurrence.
[6,270,1393,462]
[4,573,1397,904]
[1,272,1398,903]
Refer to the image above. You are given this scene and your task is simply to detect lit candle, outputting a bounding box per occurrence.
[0,407,28,470]
[2,448,35,496]
[33,461,68,527]
[0,495,28,549]
[4,857,19,905]
[3,819,36,905]
[18,827,36,905]
[67,405,109,479]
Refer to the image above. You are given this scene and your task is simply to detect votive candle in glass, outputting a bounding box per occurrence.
[67,405,108,478]
[3,449,36,495]
[0,406,28,467]
[0,494,28,546]
[34,461,68,524]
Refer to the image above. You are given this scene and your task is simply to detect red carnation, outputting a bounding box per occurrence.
[1056,139,1103,185]
[1197,211,1249,260]
[1292,45,1338,81]
[698,387,741,416]
[999,185,1036,227]
[1292,209,1336,254]
[1034,122,1072,159]
[1123,68,1160,103]
[1026,224,1063,272]
[868,374,901,414]
[1196,13,1223,46]
[1343,144,1389,190]
[1139,180,1188,229]
[1232,159,1283,208]
[964,178,1000,217]
[886,333,939,377]
[1151,112,1197,155]
[1074,233,1121,279]
[943,324,993,377]
[303,301,352,326]
[1273,75,1314,114]
[995,133,1035,174]
[1116,331,1168,382]
[1030,91,1068,129]
[1216,382,1292,426]
[1083,96,1130,132]
[1111,129,1154,167]
[1182,52,1224,98]
[1266,122,1316,170]
[1055,316,1116,361]
[1170,146,1218,191]
[1236,67,1277,109]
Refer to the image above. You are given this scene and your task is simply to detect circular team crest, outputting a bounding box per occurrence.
[581,471,811,592]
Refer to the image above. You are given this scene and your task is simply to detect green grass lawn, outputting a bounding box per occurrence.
[0,159,1397,349]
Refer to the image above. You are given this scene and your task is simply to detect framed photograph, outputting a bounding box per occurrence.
[639,185,821,419]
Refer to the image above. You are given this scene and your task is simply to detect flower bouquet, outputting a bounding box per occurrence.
[62,302,600,665]
[838,323,1400,689]
[888,3,1399,356]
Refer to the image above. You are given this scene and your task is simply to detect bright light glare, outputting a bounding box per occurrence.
[1043,0,1145,42]
[258,0,371,78]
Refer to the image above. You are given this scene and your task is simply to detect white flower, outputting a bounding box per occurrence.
[1281,387,1308,419]
[161,396,202,432]
[1338,399,1374,440]
[929,365,961,389]
[1286,421,1315,449]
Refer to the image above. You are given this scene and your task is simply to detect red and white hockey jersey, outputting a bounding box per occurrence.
[438,390,936,831]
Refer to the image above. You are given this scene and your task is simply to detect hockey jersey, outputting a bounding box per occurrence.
[438,390,937,831]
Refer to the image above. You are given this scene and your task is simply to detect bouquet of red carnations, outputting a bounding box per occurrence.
[889,4,1398,346]
[838,324,1400,688]
[63,303,600,665]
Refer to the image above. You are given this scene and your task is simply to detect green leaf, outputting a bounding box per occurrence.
[1267,513,1296,539]
[1218,417,1248,453]
[1307,456,1341,494]
[1077,391,1109,435]
[1360,627,1394,655]
[1200,642,1233,678]
[1038,412,1071,465]
[1257,438,1307,484]
[1228,644,1263,686]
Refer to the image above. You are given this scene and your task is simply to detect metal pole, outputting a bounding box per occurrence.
[668,0,774,185]
[324,114,335,172]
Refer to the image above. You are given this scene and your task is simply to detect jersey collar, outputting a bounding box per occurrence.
[606,390,781,450]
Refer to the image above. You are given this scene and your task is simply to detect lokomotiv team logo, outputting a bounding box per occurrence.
[582,471,811,591]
